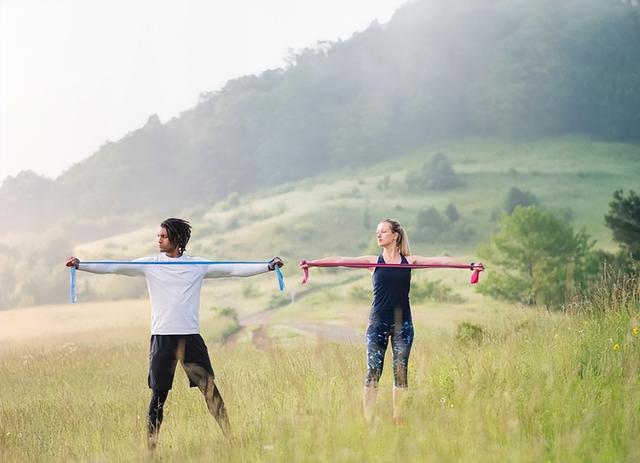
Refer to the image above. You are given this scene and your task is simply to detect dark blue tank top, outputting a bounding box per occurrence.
[371,255,412,323]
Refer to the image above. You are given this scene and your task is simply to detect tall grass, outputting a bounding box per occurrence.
[1,276,639,462]
[566,265,640,316]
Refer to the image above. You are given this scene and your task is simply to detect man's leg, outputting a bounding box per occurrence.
[182,335,231,437]
[147,389,168,449]
[147,335,178,449]
[201,374,231,437]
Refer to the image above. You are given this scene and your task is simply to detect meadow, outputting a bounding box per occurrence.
[1,271,638,462]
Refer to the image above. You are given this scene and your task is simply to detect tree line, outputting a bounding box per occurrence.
[1,0,639,234]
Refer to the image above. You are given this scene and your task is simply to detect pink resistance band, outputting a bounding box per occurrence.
[299,260,484,285]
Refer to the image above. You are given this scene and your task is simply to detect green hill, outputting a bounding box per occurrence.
[68,135,639,309]
[77,135,640,257]
[1,135,638,309]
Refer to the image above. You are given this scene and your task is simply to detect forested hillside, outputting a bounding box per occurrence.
[1,0,639,234]
[1,0,640,309]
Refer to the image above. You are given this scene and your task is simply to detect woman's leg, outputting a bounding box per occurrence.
[364,321,390,423]
[363,385,378,424]
[392,386,407,425]
[391,320,414,424]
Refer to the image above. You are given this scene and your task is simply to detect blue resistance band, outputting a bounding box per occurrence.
[69,260,285,303]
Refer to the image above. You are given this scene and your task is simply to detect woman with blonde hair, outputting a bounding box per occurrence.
[300,218,483,425]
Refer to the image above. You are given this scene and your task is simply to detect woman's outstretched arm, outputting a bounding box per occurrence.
[299,255,377,267]
[406,255,484,270]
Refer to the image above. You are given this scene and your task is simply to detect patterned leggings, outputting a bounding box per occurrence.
[365,318,414,387]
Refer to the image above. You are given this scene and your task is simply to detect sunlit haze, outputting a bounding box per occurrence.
[0,0,407,182]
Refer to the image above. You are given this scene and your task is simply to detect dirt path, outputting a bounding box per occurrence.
[225,302,362,348]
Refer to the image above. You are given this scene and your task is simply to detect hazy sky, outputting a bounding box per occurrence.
[0,0,407,182]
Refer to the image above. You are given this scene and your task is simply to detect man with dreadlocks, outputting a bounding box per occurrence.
[66,218,283,449]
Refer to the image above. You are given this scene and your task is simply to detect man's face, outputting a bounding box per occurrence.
[157,227,177,254]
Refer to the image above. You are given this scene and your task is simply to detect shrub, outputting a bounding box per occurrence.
[505,187,538,214]
[348,285,371,302]
[411,279,465,304]
[406,153,461,191]
[455,322,485,345]
[267,293,291,310]
[242,282,259,298]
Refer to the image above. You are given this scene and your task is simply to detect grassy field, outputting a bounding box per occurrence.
[1,274,638,462]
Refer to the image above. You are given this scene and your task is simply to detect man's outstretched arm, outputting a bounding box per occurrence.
[202,257,284,278]
[65,256,148,277]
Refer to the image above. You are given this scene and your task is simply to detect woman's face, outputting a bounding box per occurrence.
[376,221,398,248]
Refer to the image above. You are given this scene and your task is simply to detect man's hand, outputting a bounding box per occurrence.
[65,257,80,269]
[298,260,309,269]
[268,257,284,271]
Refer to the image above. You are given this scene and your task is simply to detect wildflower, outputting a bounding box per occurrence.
[632,327,639,337]
[440,397,447,405]
[612,343,621,351]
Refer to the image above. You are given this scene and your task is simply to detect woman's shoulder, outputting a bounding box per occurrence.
[403,255,418,264]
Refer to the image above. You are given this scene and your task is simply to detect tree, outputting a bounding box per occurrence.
[407,153,461,191]
[605,189,640,260]
[477,206,597,307]
[505,187,539,214]
[445,203,460,222]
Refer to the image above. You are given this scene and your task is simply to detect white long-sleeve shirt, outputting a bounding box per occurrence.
[78,253,270,335]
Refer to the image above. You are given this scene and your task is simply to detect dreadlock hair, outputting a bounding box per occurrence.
[160,218,192,255]
[381,218,411,256]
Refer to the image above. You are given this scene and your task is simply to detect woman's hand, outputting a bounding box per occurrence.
[65,257,80,269]
[470,262,485,271]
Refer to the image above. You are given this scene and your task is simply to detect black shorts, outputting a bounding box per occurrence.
[148,334,215,391]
